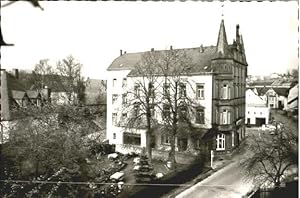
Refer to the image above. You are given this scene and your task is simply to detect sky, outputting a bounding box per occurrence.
[1,1,298,80]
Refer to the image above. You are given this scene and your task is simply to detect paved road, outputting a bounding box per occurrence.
[176,128,259,198]
[176,159,254,198]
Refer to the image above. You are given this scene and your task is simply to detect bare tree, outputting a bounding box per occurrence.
[32,59,55,90]
[243,122,298,188]
[56,55,86,104]
[122,51,162,163]
[157,49,197,165]
[123,49,199,165]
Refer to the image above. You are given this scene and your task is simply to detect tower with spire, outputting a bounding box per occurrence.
[211,19,248,155]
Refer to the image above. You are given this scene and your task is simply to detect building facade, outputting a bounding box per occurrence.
[106,20,248,156]
[245,88,270,126]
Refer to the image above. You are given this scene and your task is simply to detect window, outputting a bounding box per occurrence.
[113,78,117,87]
[112,113,117,125]
[112,94,118,104]
[163,104,170,119]
[163,83,170,98]
[123,133,141,146]
[195,108,205,124]
[179,105,187,120]
[196,84,205,99]
[122,78,127,87]
[221,84,230,99]
[122,93,127,105]
[247,111,250,114]
[179,83,186,98]
[260,112,262,115]
[220,109,231,125]
[148,82,155,98]
[134,84,140,98]
[216,133,225,151]
[113,133,116,139]
[161,134,171,145]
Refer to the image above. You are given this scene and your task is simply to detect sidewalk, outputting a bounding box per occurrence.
[162,139,249,198]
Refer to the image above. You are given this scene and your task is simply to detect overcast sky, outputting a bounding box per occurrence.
[1,1,298,79]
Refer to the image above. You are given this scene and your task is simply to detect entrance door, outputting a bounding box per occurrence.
[247,118,250,124]
[255,118,266,126]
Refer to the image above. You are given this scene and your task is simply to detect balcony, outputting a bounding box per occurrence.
[213,124,234,132]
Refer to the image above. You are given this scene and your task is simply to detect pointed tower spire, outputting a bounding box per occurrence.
[216,19,229,56]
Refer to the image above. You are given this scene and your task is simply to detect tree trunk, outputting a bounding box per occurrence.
[146,107,152,163]
[146,129,152,164]
[168,134,176,166]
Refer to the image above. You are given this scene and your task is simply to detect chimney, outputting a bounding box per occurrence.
[151,48,154,52]
[170,45,173,50]
[120,49,123,56]
[12,68,19,79]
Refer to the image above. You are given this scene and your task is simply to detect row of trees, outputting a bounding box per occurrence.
[18,55,87,105]
[122,49,205,165]
[0,105,101,197]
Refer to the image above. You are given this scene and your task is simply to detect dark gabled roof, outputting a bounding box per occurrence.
[107,20,247,75]
[108,46,217,75]
[26,90,41,99]
[107,52,143,71]
[273,88,289,97]
[249,80,274,87]
[256,87,269,96]
[11,90,26,99]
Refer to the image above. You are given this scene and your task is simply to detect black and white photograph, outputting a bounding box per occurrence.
[1,1,298,197]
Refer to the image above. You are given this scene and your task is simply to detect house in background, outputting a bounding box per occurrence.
[106,19,248,160]
[0,69,53,143]
[256,87,289,110]
[245,88,270,126]
[286,83,298,116]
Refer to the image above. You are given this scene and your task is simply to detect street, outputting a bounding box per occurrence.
[176,128,260,198]
[176,159,254,198]
[176,111,298,198]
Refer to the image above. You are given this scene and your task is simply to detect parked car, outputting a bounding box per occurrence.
[262,124,276,131]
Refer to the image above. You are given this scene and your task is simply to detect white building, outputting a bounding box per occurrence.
[245,88,270,126]
[106,20,248,157]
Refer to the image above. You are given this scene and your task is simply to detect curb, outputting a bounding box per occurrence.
[161,159,234,198]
